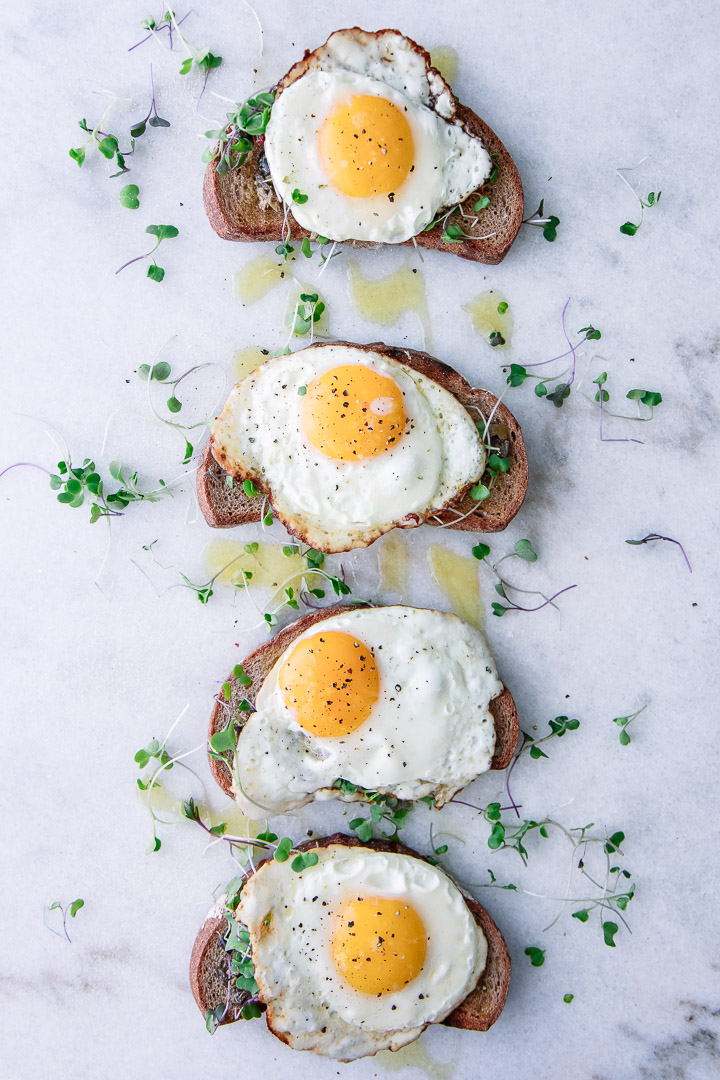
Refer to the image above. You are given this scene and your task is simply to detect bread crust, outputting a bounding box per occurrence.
[203,28,524,264]
[189,832,510,1046]
[198,341,528,547]
[207,604,519,801]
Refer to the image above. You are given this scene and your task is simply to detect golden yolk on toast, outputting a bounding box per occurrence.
[332,895,427,994]
[279,630,379,736]
[318,95,414,198]
[302,364,407,461]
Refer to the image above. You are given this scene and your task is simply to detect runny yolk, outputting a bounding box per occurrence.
[317,94,414,198]
[302,364,407,462]
[279,630,379,737]
[332,895,427,995]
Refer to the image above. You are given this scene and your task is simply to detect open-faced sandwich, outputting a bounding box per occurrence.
[198,342,528,553]
[204,27,524,264]
[207,605,519,816]
[190,834,510,1060]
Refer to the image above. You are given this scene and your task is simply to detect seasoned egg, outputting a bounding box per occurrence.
[210,344,486,553]
[264,29,491,243]
[237,844,487,1059]
[231,606,503,816]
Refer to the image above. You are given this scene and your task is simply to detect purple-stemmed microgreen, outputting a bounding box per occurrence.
[129,10,222,100]
[612,704,648,746]
[128,9,197,53]
[522,199,560,241]
[471,538,578,617]
[130,64,171,137]
[116,224,179,281]
[617,158,661,235]
[625,533,692,573]
[505,305,600,404]
[44,899,85,943]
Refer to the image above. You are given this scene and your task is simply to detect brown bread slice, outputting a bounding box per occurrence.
[197,341,528,546]
[203,28,524,265]
[189,832,511,1042]
[207,604,519,802]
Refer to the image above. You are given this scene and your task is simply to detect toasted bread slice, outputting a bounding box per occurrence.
[204,28,523,265]
[190,832,511,1044]
[197,341,528,548]
[207,604,519,805]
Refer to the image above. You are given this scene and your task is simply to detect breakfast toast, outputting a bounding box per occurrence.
[207,604,520,802]
[190,833,511,1036]
[197,341,528,541]
[203,28,524,265]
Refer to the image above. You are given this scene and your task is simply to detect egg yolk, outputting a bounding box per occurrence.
[318,94,414,198]
[332,896,427,995]
[302,364,407,462]
[279,630,379,737]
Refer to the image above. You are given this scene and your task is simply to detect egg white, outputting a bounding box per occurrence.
[211,344,486,552]
[232,606,502,816]
[238,845,487,1059]
[265,66,491,244]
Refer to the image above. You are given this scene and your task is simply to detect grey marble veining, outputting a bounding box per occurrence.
[1,1,719,1078]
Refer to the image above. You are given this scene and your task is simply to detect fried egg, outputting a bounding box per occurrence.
[211,344,485,552]
[230,606,503,816]
[264,28,491,243]
[237,844,487,1059]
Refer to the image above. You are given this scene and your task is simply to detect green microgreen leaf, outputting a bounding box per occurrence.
[472,543,491,561]
[525,946,546,967]
[514,539,538,562]
[603,921,619,947]
[120,184,140,209]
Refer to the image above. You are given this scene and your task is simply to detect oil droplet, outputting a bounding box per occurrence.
[203,538,326,595]
[428,544,484,629]
[232,346,269,381]
[234,254,292,305]
[429,46,459,85]
[463,289,513,348]
[377,1036,457,1079]
[347,259,432,349]
[378,531,410,594]
[138,782,255,835]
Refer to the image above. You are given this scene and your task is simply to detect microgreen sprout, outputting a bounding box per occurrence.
[202,91,275,174]
[130,65,171,137]
[49,457,175,523]
[625,533,691,573]
[288,292,325,341]
[617,159,661,235]
[116,224,178,281]
[522,199,560,242]
[462,801,635,943]
[347,790,413,841]
[129,9,196,53]
[132,352,226,463]
[132,10,222,98]
[422,198,497,245]
[564,993,574,1003]
[525,946,545,967]
[580,371,663,443]
[471,538,577,617]
[69,117,135,176]
[44,899,85,943]
[505,301,592,406]
[299,234,338,267]
[612,704,648,746]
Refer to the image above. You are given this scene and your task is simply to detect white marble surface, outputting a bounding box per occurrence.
[2,1,720,1077]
